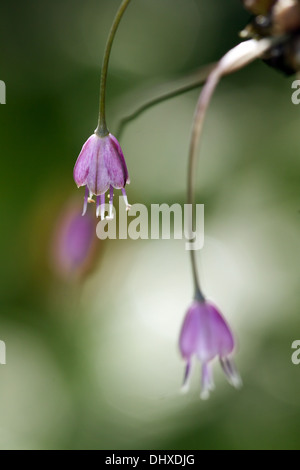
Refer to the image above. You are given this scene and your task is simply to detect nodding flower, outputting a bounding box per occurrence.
[74,132,130,219]
[179,300,242,400]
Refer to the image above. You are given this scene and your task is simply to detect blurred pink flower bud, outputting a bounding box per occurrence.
[51,201,97,280]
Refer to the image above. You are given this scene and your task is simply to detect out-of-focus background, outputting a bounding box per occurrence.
[0,0,299,450]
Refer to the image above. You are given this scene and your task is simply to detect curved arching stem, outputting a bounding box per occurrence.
[187,39,273,300]
[115,64,216,139]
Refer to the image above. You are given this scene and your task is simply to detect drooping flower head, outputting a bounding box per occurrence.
[74,0,132,219]
[74,132,130,218]
[179,300,242,400]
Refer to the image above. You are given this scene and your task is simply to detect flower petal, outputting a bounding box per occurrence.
[179,302,201,360]
[86,137,110,195]
[74,134,99,187]
[109,134,130,185]
[209,305,235,357]
[102,134,129,189]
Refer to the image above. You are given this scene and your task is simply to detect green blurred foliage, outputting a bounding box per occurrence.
[0,0,299,450]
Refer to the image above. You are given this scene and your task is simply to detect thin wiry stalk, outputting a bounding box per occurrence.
[187,39,273,299]
[115,64,216,139]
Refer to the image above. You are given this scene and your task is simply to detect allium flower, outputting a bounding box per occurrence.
[74,132,130,218]
[179,300,242,400]
[51,200,97,280]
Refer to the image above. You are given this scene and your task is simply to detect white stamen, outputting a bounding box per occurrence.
[180,382,190,395]
[122,193,130,209]
[123,195,132,211]
[231,374,243,390]
[106,203,114,220]
[101,203,105,221]
[200,390,210,401]
[220,358,243,390]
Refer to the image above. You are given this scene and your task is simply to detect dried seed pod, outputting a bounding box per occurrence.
[242,0,276,15]
[242,0,300,74]
[272,0,300,35]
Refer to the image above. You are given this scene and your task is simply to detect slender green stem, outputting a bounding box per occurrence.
[187,69,221,302]
[95,0,132,137]
[115,64,216,139]
[186,38,273,301]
